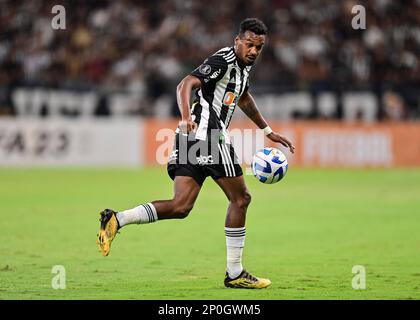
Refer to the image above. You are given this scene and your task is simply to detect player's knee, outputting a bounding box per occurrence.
[233,192,252,209]
[173,203,194,219]
[242,192,252,207]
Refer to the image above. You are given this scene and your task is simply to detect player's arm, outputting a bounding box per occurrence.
[176,54,227,134]
[176,75,201,134]
[238,91,295,153]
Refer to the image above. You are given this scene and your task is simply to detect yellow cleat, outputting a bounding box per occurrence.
[97,209,120,257]
[224,270,271,289]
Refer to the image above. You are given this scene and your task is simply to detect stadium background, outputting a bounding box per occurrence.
[1,0,419,300]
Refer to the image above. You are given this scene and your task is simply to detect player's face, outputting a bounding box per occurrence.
[235,31,265,66]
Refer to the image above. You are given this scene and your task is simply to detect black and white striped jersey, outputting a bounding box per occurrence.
[178,47,252,142]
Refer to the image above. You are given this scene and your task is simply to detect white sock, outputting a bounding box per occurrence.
[116,203,158,227]
[225,227,245,279]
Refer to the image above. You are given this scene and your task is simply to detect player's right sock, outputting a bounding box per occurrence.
[116,203,158,227]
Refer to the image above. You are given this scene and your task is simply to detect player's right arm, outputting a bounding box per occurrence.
[176,54,228,134]
[176,75,201,134]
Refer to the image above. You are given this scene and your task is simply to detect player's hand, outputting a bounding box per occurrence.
[267,132,295,154]
[178,118,197,134]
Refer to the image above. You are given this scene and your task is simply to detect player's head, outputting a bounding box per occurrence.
[235,18,267,66]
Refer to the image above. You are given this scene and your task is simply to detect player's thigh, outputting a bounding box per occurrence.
[173,175,202,206]
[213,175,250,202]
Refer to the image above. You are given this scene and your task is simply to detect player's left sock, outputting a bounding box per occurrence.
[116,203,158,227]
[225,227,245,279]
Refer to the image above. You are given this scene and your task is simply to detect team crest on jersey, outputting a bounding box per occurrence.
[199,64,211,75]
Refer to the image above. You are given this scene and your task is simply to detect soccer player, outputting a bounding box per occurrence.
[97,18,295,289]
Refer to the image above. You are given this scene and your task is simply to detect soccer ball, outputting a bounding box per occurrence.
[251,147,288,184]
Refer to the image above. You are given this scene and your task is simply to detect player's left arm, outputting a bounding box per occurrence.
[238,91,295,154]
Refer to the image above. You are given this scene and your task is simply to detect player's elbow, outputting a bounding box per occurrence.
[176,82,183,96]
[176,79,184,92]
[177,75,200,94]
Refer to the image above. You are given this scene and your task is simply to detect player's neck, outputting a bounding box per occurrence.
[233,48,246,70]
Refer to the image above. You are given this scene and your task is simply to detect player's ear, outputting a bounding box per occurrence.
[234,35,240,47]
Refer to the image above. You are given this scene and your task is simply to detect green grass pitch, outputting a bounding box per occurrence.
[1,167,419,300]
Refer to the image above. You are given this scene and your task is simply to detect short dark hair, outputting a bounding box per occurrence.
[239,18,267,36]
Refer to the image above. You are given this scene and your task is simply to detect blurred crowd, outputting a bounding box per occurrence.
[0,0,419,118]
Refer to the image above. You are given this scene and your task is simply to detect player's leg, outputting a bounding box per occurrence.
[215,175,251,228]
[117,175,201,223]
[214,174,271,289]
[97,176,201,256]
[214,175,250,276]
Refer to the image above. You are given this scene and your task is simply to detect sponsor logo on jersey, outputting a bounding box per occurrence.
[209,69,221,79]
[196,155,214,165]
[169,150,178,162]
[223,92,238,106]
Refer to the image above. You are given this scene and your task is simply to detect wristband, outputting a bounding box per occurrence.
[263,126,273,136]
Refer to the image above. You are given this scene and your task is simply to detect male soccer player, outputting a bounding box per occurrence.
[97,18,295,289]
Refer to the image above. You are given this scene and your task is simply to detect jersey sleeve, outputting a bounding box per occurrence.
[190,54,228,85]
